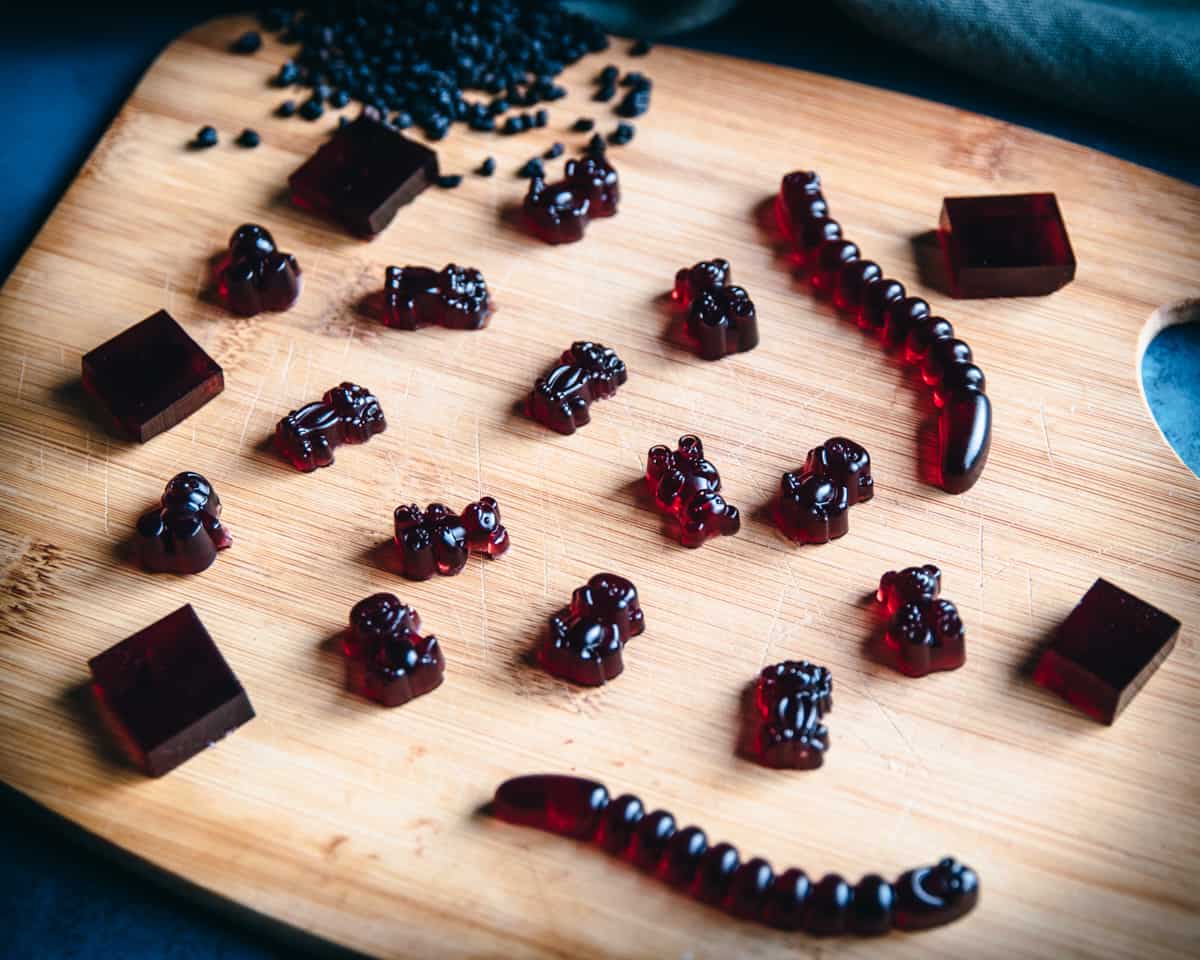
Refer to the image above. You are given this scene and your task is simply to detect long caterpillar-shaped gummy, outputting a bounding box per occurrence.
[492,774,979,936]
[775,171,992,494]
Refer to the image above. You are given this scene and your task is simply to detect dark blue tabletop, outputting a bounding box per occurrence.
[1,4,1196,958]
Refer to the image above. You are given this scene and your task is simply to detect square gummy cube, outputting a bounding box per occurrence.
[89,605,254,776]
[1033,579,1180,724]
[288,107,439,237]
[81,309,223,442]
[939,193,1075,298]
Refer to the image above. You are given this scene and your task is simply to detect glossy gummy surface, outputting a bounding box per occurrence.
[672,259,759,360]
[382,263,491,330]
[288,107,439,236]
[274,382,386,471]
[774,437,873,544]
[392,497,509,580]
[81,310,223,442]
[940,193,1075,298]
[88,605,254,776]
[540,573,644,686]
[492,775,979,935]
[876,564,966,677]
[645,435,740,546]
[523,152,618,244]
[751,660,832,769]
[526,341,626,435]
[134,472,231,575]
[1033,578,1180,723]
[216,223,301,316]
[343,593,444,707]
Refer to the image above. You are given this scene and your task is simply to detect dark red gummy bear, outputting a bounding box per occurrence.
[775,437,873,544]
[134,472,231,574]
[752,660,832,769]
[492,774,979,935]
[382,263,491,330]
[392,497,510,580]
[82,309,224,442]
[541,573,645,685]
[88,604,254,776]
[671,259,759,360]
[526,341,627,435]
[876,564,966,677]
[939,193,1075,299]
[645,435,740,547]
[288,107,439,237]
[216,224,302,316]
[274,382,386,471]
[343,593,444,707]
[523,152,619,244]
[1033,578,1180,723]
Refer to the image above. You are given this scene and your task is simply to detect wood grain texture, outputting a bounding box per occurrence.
[1,15,1198,960]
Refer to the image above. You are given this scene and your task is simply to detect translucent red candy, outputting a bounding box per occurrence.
[343,593,444,707]
[775,171,991,494]
[81,309,224,442]
[1033,578,1180,723]
[774,437,873,544]
[645,435,740,547]
[751,660,832,769]
[216,224,301,316]
[492,774,979,935]
[88,604,255,776]
[939,193,1076,298]
[875,564,966,677]
[134,472,232,574]
[523,152,619,244]
[288,107,439,236]
[382,263,491,330]
[392,497,510,580]
[540,573,644,685]
[274,382,386,471]
[526,341,627,435]
[671,259,759,360]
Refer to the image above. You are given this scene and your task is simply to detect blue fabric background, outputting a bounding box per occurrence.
[0,3,1196,957]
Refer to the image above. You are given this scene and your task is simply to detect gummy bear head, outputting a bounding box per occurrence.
[229,223,276,261]
[161,471,216,515]
[572,573,643,637]
[878,564,941,609]
[568,341,625,381]
[350,593,418,646]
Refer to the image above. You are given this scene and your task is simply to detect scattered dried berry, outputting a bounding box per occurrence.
[273,61,299,86]
[236,128,261,148]
[534,108,549,127]
[616,86,651,118]
[608,122,635,145]
[329,88,351,108]
[478,156,496,176]
[586,132,606,155]
[192,125,218,148]
[630,38,652,56]
[231,30,262,54]
[621,71,652,91]
[299,96,325,121]
[276,99,297,117]
[544,141,564,159]
[437,174,463,189]
[518,157,545,178]
[598,65,619,85]
[572,117,595,132]
[593,84,616,102]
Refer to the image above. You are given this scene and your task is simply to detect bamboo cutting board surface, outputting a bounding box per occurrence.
[1,15,1198,960]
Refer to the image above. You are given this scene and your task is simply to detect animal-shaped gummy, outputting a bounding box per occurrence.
[275,382,386,472]
[527,341,627,435]
[392,497,510,580]
[134,472,231,574]
[523,152,619,244]
[672,259,759,360]
[645,435,740,546]
[875,564,965,677]
[775,437,874,544]
[382,263,491,330]
[752,660,832,770]
[343,593,444,707]
[541,573,645,686]
[217,224,302,316]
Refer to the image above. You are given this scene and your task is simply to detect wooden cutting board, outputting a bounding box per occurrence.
[1,14,1197,960]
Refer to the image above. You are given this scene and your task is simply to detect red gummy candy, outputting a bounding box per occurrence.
[751,660,832,769]
[392,497,510,580]
[343,593,444,707]
[492,774,979,935]
[523,152,618,244]
[540,573,645,686]
[645,435,740,547]
[526,341,627,435]
[774,437,873,544]
[134,472,232,574]
[216,224,301,316]
[1032,578,1180,723]
[382,263,491,330]
[89,604,254,776]
[671,259,759,360]
[876,564,966,677]
[274,382,386,471]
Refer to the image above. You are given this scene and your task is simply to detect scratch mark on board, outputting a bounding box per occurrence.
[1038,400,1054,467]
[15,357,27,402]
[758,580,789,669]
